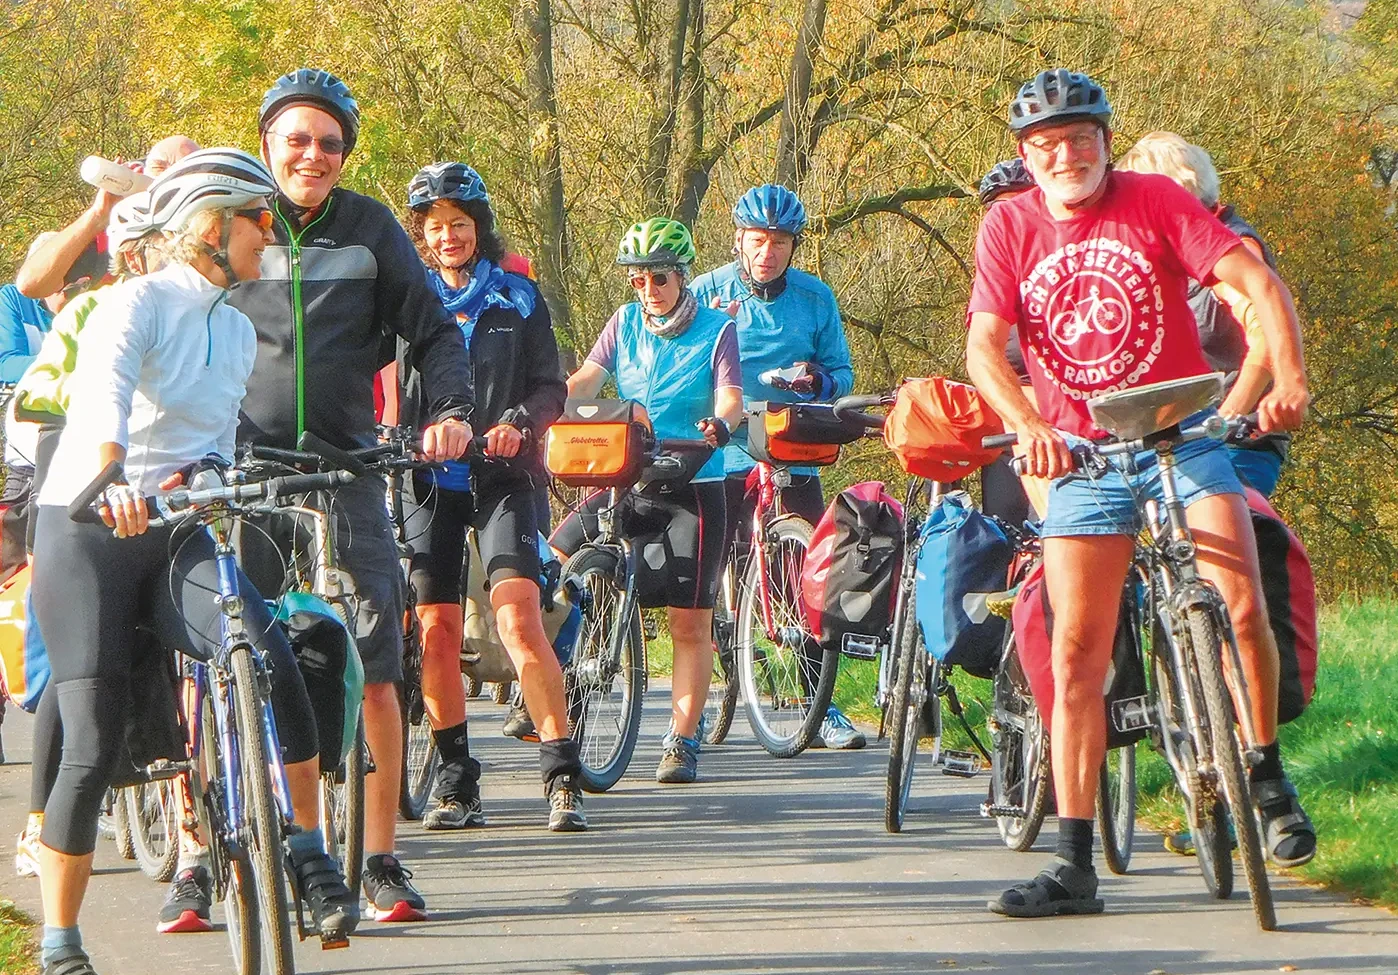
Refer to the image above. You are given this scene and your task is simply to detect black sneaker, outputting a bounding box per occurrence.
[423,794,486,830]
[42,945,97,975]
[547,785,588,832]
[157,866,213,933]
[293,851,360,941]
[502,702,538,741]
[363,853,427,922]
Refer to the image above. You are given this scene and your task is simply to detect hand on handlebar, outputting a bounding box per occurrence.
[1016,417,1075,480]
[1255,380,1308,433]
[697,416,731,448]
[484,423,524,459]
[101,483,149,538]
[421,418,472,462]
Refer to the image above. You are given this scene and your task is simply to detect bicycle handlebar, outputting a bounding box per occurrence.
[981,414,1258,475]
[830,393,892,431]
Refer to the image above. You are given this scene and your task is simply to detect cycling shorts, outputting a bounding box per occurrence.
[551,480,727,610]
[1041,413,1242,538]
[405,468,542,605]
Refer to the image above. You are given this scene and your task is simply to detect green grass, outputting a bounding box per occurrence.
[0,900,38,975]
[1134,600,1398,911]
[835,655,994,754]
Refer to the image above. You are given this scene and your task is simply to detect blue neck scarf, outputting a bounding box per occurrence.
[428,259,535,343]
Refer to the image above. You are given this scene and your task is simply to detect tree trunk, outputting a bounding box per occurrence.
[522,0,573,347]
[676,0,707,226]
[773,0,827,187]
[643,0,692,212]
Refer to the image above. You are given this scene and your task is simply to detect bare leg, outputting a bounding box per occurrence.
[492,578,569,742]
[666,607,714,740]
[417,602,466,731]
[361,682,403,855]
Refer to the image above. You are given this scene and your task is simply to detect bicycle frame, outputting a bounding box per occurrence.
[574,487,643,689]
[875,478,939,713]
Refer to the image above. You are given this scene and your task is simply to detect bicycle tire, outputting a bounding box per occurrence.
[223,850,261,975]
[323,716,366,894]
[464,675,482,698]
[884,600,928,834]
[703,561,740,745]
[1097,745,1137,875]
[1189,607,1276,931]
[112,788,136,860]
[988,626,1051,852]
[126,781,180,883]
[229,645,295,974]
[736,517,830,758]
[564,546,644,793]
[398,682,438,821]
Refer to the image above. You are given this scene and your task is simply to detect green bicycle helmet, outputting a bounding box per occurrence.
[616,217,696,269]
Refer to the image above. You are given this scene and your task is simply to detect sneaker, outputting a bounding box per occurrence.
[423,794,486,830]
[15,817,41,878]
[811,706,867,750]
[656,735,699,784]
[294,851,360,941]
[548,785,588,832]
[362,854,427,922]
[157,866,213,933]
[501,703,538,742]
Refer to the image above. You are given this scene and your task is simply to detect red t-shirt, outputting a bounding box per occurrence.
[967,171,1243,438]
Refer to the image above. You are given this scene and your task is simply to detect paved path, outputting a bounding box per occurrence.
[2,693,1397,975]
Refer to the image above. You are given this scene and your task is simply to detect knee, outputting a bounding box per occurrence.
[1226,590,1270,644]
[418,603,463,658]
[495,604,547,657]
[1051,633,1111,702]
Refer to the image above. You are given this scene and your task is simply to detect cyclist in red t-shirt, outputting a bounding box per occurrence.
[965,69,1312,918]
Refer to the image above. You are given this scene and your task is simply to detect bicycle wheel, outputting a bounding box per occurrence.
[987,627,1051,852]
[1189,607,1276,931]
[564,546,644,793]
[884,601,929,834]
[229,645,295,974]
[398,679,438,821]
[464,675,482,698]
[126,780,180,882]
[1097,745,1137,875]
[736,517,830,757]
[112,788,136,860]
[703,559,740,745]
[323,717,366,894]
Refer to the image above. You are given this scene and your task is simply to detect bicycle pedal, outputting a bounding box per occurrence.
[940,750,980,778]
[980,802,1027,819]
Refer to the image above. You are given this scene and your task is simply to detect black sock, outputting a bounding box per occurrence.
[1250,740,1283,784]
[538,738,582,796]
[433,722,469,765]
[1056,817,1094,871]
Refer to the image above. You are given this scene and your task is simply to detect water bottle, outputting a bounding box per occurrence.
[79,156,152,197]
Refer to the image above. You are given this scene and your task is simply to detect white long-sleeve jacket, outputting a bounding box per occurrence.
[40,264,257,507]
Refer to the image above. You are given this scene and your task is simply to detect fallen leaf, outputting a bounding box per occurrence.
[1280,967,1299,973]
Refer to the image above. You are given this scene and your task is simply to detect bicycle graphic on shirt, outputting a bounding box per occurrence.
[1049,285,1131,348]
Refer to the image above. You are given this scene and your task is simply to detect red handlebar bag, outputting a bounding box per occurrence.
[884,378,1004,482]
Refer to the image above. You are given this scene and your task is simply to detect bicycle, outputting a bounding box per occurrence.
[987,374,1277,930]
[548,412,715,792]
[69,454,368,971]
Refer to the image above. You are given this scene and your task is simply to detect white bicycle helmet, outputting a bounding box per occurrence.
[106,190,158,250]
[146,148,277,285]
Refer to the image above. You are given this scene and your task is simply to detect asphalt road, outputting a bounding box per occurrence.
[2,691,1396,975]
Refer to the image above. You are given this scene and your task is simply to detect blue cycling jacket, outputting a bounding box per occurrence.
[689,262,853,475]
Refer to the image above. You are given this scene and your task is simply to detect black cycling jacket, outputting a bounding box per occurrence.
[402,274,565,477]
[231,188,474,450]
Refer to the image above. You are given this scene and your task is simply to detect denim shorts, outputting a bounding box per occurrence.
[1041,414,1243,538]
[1225,444,1282,498]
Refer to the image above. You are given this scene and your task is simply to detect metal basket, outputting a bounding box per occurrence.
[1086,373,1225,441]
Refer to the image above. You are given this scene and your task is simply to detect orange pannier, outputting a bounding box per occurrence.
[883,377,1004,482]
[745,402,867,467]
[545,399,652,487]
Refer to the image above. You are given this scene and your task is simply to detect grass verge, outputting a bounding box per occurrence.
[0,899,38,975]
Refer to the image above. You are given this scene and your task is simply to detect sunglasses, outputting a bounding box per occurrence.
[269,131,348,156]
[630,271,673,290]
[235,207,276,232]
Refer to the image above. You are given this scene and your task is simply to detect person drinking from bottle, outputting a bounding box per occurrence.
[554,217,742,784]
[964,68,1313,918]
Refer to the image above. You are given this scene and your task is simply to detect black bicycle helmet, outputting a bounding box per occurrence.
[1008,68,1112,134]
[258,69,361,154]
[978,158,1034,205]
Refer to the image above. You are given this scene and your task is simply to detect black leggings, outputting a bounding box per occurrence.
[32,506,318,856]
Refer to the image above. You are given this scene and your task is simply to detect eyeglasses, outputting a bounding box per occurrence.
[235,207,276,232]
[269,131,348,156]
[1023,131,1101,155]
[630,271,673,290]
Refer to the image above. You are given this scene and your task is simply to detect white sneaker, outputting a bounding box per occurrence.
[15,819,41,878]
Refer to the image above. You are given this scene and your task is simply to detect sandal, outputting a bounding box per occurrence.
[43,946,98,975]
[988,857,1104,918]
[1253,776,1316,868]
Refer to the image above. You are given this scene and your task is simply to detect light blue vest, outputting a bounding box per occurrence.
[612,302,730,483]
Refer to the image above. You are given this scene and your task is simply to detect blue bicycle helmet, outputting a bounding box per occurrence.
[408,162,490,212]
[978,158,1034,205]
[259,68,362,154]
[1008,68,1112,135]
[733,184,808,235]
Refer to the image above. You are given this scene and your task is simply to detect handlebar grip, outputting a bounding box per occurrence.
[982,432,1020,449]
[265,470,357,497]
[655,438,715,453]
[298,431,370,477]
[248,444,321,469]
[68,460,125,523]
